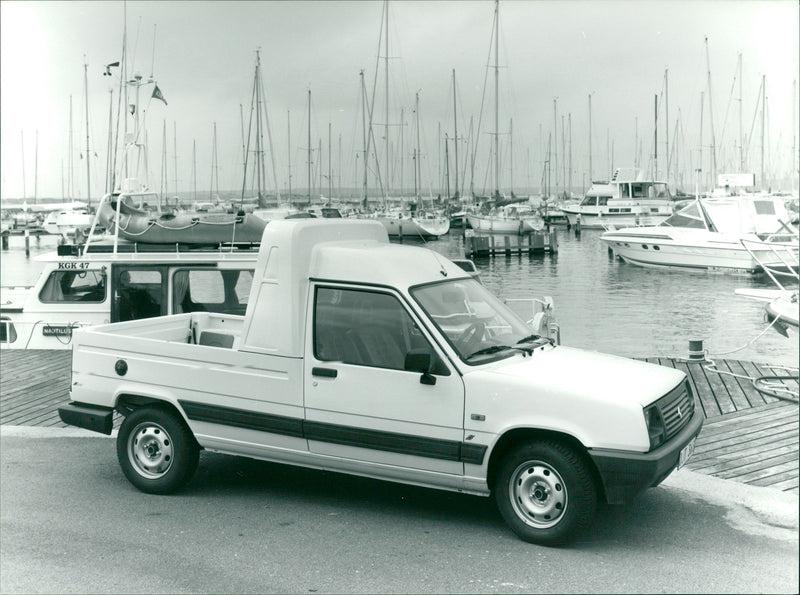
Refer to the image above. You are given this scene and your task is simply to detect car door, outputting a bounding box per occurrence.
[304,284,467,476]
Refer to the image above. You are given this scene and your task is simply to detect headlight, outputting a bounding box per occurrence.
[644,403,666,449]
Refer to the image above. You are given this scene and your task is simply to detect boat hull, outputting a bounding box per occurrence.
[561,209,670,229]
[602,229,799,273]
[374,216,449,238]
[466,214,542,234]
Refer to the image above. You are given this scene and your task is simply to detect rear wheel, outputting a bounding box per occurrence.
[494,441,597,545]
[117,407,199,494]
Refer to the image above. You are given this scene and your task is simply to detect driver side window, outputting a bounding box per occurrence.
[314,287,442,372]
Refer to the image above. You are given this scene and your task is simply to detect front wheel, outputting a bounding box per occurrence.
[494,441,597,546]
[117,407,199,494]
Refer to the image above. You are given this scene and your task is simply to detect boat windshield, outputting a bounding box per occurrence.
[659,201,709,230]
[411,278,543,364]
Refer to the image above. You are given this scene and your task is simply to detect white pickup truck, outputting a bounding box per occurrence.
[59,219,702,545]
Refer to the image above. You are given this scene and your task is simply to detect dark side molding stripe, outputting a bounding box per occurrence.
[178,400,487,465]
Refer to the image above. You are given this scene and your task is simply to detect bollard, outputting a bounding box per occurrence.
[688,340,705,360]
[24,229,30,257]
[1,233,8,251]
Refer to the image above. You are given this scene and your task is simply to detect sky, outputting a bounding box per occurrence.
[1,0,798,202]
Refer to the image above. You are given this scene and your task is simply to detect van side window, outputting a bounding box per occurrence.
[117,270,163,321]
[314,287,444,373]
[39,270,106,303]
[173,269,253,315]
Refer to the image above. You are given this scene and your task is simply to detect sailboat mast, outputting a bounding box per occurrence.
[360,70,368,206]
[173,121,178,201]
[493,0,499,197]
[384,0,389,200]
[665,68,669,183]
[328,122,332,201]
[452,69,459,199]
[699,91,704,190]
[738,53,744,172]
[415,91,421,201]
[760,74,765,190]
[106,89,113,194]
[84,58,91,206]
[211,121,219,201]
[307,88,311,205]
[705,37,717,184]
[192,139,197,201]
[21,131,26,200]
[69,96,74,198]
[568,113,572,196]
[588,93,593,183]
[287,111,292,201]
[35,130,38,203]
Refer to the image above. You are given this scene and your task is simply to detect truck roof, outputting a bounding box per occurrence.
[239,219,470,355]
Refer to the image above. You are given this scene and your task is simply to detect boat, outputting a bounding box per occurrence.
[370,207,450,239]
[96,193,267,244]
[734,238,799,336]
[0,237,262,350]
[600,194,799,273]
[467,203,545,234]
[42,203,94,238]
[560,168,674,229]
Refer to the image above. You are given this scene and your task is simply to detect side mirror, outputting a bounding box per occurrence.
[404,350,436,385]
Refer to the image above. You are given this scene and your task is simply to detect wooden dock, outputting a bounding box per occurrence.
[1,350,797,493]
[464,231,558,258]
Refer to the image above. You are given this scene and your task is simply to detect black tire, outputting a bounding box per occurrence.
[494,441,597,546]
[116,406,199,494]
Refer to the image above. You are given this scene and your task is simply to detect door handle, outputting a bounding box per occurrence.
[312,367,338,378]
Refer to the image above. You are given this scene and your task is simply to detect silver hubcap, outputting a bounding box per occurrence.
[509,460,567,529]
[128,422,173,479]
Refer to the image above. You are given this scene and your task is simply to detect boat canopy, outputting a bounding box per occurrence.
[660,196,794,236]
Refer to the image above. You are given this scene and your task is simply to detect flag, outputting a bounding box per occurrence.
[151,84,167,105]
[103,61,120,76]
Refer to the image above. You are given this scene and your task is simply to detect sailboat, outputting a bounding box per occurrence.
[465,0,542,235]
[367,1,449,239]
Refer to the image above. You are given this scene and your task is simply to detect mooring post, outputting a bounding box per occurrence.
[688,340,705,360]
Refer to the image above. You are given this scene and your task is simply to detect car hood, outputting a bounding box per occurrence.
[472,345,684,408]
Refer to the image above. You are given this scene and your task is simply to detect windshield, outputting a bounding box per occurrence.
[412,278,544,364]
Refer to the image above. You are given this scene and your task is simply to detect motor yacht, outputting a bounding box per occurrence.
[560,168,674,229]
[600,194,798,273]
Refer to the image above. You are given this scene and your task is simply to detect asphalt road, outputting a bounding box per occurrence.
[1,427,797,594]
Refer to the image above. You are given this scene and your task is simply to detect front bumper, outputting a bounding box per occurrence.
[588,409,703,504]
[58,402,114,435]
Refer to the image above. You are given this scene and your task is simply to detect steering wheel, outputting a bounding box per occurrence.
[455,321,485,353]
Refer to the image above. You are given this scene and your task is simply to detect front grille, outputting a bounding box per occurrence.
[656,381,695,440]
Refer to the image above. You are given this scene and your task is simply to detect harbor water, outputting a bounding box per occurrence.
[1,229,797,367]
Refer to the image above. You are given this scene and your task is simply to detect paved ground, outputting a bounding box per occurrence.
[1,426,797,594]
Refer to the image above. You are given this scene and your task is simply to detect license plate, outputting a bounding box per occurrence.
[677,436,697,469]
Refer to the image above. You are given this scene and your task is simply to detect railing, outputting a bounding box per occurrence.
[740,238,799,290]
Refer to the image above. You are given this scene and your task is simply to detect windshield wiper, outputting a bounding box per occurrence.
[465,344,532,360]
[516,334,554,347]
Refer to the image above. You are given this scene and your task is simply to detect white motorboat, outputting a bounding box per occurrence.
[42,204,94,238]
[560,168,674,229]
[467,203,544,234]
[601,194,798,274]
